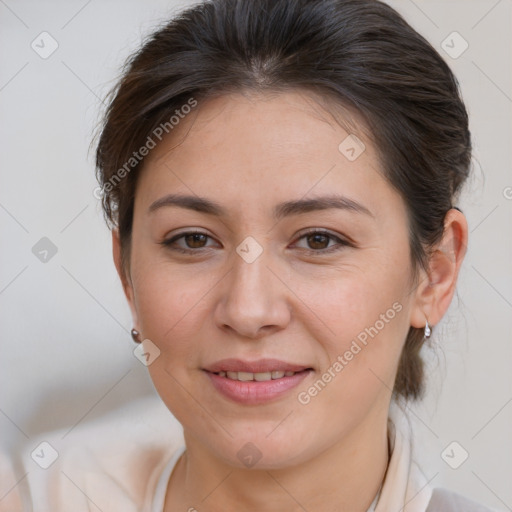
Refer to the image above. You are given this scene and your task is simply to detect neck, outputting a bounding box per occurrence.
[165,404,390,512]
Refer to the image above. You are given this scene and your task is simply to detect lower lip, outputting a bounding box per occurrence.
[204,370,312,405]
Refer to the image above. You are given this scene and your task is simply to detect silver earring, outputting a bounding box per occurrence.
[131,328,141,343]
[424,320,431,339]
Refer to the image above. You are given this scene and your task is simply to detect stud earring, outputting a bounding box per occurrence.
[424,320,431,339]
[131,328,141,343]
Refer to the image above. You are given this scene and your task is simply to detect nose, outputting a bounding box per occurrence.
[214,247,291,339]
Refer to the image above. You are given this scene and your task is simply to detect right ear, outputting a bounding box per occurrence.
[112,229,139,329]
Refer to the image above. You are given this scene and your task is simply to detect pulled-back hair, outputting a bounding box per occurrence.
[95,0,471,401]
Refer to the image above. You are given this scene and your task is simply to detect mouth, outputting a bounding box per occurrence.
[202,358,314,405]
[203,357,312,374]
[209,369,309,381]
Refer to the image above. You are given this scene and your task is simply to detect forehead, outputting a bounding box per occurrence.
[146,89,370,167]
[135,90,397,218]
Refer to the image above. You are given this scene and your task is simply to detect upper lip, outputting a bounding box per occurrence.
[203,358,312,374]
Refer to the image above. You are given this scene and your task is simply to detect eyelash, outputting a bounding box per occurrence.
[160,228,352,256]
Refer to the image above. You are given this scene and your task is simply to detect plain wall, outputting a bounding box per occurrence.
[1,0,511,510]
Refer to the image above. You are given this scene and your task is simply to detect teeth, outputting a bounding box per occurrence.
[218,370,299,381]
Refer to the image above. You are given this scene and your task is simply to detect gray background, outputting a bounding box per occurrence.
[0,0,511,510]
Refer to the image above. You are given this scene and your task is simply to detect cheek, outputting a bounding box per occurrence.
[290,275,408,445]
[135,268,211,347]
[131,262,217,422]
[289,261,410,392]
[294,260,408,340]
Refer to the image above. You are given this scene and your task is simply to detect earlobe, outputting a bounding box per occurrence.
[410,209,468,330]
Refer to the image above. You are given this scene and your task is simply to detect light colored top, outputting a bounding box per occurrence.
[0,396,500,511]
[151,444,186,512]
[145,399,431,512]
[149,444,381,512]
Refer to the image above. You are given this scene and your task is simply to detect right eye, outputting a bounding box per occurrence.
[161,230,220,254]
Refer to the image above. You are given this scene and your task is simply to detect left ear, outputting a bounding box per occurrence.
[410,208,468,329]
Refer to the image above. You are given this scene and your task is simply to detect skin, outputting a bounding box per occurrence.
[112,90,468,512]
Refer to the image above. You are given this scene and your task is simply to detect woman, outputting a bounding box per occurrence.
[3,0,502,510]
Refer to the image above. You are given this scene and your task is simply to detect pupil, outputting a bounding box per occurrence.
[309,234,328,249]
[187,234,206,248]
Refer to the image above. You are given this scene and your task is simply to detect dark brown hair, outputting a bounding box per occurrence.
[95,0,471,401]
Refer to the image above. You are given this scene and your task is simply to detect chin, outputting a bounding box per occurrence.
[209,433,312,470]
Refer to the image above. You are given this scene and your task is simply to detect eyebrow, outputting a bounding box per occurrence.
[148,193,374,219]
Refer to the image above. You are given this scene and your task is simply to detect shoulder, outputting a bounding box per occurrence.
[18,396,185,512]
[427,487,502,512]
[0,449,25,511]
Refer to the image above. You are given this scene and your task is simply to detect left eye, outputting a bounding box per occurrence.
[293,230,349,253]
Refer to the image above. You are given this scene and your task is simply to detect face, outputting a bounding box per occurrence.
[119,90,426,469]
